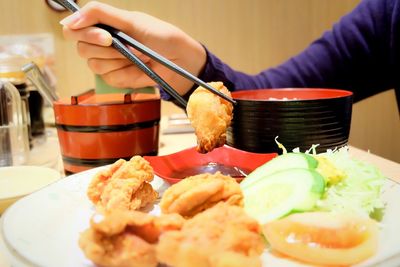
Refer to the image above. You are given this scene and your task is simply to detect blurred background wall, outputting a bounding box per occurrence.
[0,0,398,162]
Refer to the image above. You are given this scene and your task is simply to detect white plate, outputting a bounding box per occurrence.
[1,167,400,267]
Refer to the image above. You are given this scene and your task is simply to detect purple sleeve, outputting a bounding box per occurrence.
[195,0,400,103]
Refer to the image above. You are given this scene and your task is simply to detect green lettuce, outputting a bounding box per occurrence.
[315,147,385,219]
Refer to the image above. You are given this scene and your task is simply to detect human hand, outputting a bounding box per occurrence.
[61,1,206,95]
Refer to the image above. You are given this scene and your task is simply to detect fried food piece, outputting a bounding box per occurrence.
[160,172,243,217]
[187,81,233,153]
[79,210,185,267]
[87,159,126,204]
[156,202,265,267]
[111,156,154,182]
[87,156,158,213]
[99,178,158,212]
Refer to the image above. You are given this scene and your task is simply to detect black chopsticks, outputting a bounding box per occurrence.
[111,38,188,107]
[55,0,237,106]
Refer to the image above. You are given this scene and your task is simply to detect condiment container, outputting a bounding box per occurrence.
[0,44,46,139]
[53,89,161,174]
[0,82,29,166]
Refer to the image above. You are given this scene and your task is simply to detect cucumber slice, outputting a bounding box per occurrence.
[241,153,318,189]
[243,168,325,224]
[293,170,325,211]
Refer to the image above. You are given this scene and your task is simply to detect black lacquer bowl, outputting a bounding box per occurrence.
[227,88,353,154]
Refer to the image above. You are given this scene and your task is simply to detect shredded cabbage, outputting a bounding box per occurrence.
[316,147,385,219]
[274,136,287,154]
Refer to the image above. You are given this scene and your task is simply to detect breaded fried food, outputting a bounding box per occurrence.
[87,159,126,204]
[99,178,158,212]
[111,156,154,182]
[160,172,243,217]
[87,156,158,212]
[79,210,185,267]
[156,202,265,267]
[187,81,233,153]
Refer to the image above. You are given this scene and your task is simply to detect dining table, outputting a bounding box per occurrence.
[0,112,399,267]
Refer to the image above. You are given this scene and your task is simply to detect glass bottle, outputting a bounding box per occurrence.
[0,81,29,166]
[0,45,46,141]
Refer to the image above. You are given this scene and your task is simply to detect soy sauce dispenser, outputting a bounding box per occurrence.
[0,43,47,144]
[0,81,29,166]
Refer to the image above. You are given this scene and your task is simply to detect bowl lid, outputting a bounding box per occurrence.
[0,166,61,199]
[55,89,160,106]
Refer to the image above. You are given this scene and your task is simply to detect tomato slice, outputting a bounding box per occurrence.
[263,212,378,266]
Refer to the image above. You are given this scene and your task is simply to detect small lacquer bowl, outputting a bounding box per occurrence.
[0,166,61,214]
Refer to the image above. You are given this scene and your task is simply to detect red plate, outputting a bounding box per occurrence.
[144,145,277,184]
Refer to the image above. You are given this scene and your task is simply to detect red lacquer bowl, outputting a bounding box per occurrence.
[144,145,277,184]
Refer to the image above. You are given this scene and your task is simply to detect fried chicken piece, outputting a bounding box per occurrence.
[160,172,243,217]
[112,156,154,182]
[99,179,158,212]
[87,159,126,203]
[79,210,185,267]
[87,156,158,213]
[187,81,233,153]
[156,202,265,267]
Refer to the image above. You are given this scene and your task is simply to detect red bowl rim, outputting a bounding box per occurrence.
[232,88,353,101]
